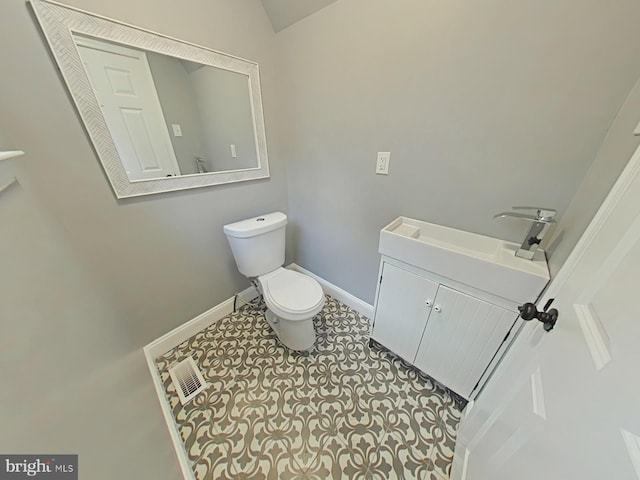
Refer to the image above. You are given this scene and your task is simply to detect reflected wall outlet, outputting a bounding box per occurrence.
[376,152,390,175]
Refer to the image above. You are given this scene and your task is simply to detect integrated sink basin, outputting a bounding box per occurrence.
[379,217,550,304]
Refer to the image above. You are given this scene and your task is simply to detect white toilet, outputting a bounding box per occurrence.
[223,212,325,350]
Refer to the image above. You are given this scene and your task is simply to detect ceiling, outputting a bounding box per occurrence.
[260,0,340,32]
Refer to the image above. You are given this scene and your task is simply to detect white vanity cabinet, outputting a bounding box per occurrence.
[372,217,550,399]
[412,284,518,398]
[373,264,439,362]
[372,259,520,399]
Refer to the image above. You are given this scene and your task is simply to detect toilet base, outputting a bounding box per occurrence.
[265,309,316,351]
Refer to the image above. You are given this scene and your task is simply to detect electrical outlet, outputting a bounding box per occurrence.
[171,124,183,137]
[230,144,237,158]
[376,152,390,175]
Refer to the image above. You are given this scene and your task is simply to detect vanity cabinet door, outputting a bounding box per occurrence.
[372,263,439,362]
[414,286,518,398]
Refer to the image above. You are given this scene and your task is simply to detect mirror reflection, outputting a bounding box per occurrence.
[31,0,269,198]
[74,34,259,181]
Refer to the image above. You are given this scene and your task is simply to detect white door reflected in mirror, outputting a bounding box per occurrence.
[74,34,259,181]
[31,0,270,198]
[77,37,181,180]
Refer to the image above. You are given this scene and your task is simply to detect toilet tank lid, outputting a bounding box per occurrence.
[223,212,287,238]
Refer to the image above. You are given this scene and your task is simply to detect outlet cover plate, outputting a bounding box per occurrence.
[376,152,390,175]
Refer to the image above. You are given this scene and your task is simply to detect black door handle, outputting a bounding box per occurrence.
[518,302,558,332]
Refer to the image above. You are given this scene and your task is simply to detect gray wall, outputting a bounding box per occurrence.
[147,54,260,175]
[547,77,640,276]
[262,0,340,32]
[0,167,180,477]
[6,0,288,344]
[277,0,640,304]
[147,52,206,175]
[4,0,640,476]
[189,66,259,171]
[1,0,284,475]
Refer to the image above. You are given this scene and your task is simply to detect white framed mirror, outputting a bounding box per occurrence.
[31,0,270,198]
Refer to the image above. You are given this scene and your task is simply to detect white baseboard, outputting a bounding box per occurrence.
[145,268,371,361]
[144,285,259,360]
[143,348,195,480]
[143,284,258,480]
[143,270,371,480]
[288,263,374,319]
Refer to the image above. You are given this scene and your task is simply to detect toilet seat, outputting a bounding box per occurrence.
[259,268,325,321]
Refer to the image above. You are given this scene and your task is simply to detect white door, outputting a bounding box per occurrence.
[452,144,640,479]
[372,263,439,362]
[414,286,518,399]
[75,37,180,180]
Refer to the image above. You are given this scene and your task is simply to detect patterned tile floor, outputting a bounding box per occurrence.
[156,295,466,480]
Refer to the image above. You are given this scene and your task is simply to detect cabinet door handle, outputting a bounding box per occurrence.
[434,305,442,313]
[425,299,433,307]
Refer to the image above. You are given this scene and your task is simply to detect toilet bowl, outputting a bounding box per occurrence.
[259,268,325,350]
[223,212,325,350]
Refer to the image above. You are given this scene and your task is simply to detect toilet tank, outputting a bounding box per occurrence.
[223,212,287,277]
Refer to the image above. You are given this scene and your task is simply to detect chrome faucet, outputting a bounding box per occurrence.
[493,207,557,259]
[195,156,207,174]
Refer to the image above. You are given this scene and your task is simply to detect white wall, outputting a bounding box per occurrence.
[277,0,640,303]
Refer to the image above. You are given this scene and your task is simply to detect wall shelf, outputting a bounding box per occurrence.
[0,151,25,161]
